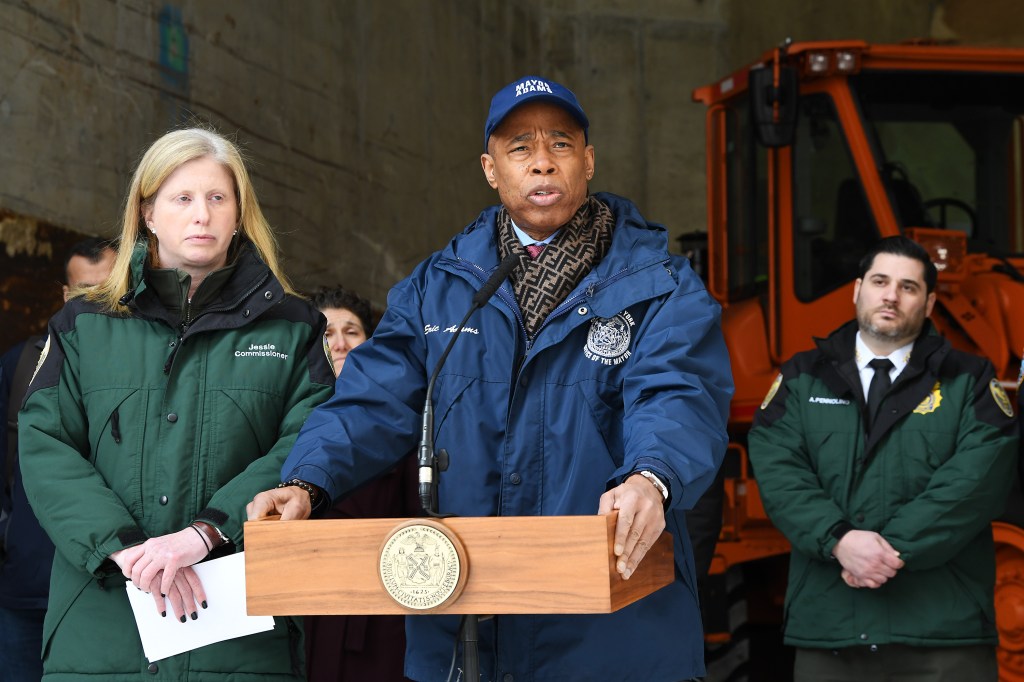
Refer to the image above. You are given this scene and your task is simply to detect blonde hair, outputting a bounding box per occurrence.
[87,127,296,310]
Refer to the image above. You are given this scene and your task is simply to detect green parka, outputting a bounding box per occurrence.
[19,241,335,680]
[749,320,1018,649]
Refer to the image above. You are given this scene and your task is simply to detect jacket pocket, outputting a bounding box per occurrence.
[432,373,475,438]
[86,389,146,518]
[890,555,996,640]
[782,557,852,642]
[575,380,623,468]
[208,389,281,482]
[898,428,957,501]
[782,556,813,631]
[40,564,93,661]
[665,511,699,602]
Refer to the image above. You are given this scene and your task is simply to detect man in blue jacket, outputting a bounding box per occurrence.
[249,76,733,681]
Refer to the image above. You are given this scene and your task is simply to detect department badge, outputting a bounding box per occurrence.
[584,311,635,365]
[760,373,783,410]
[990,379,1015,418]
[913,381,943,415]
[378,520,466,611]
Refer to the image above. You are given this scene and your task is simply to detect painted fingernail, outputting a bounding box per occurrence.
[161,611,166,618]
[201,601,208,609]
[190,612,198,620]
[179,615,186,623]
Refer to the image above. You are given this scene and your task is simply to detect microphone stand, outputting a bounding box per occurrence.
[417,302,473,519]
[416,254,521,681]
[418,253,522,518]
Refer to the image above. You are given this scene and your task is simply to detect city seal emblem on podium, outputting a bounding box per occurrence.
[379,519,467,611]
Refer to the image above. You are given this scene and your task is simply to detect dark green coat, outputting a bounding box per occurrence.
[749,320,1018,649]
[19,242,335,680]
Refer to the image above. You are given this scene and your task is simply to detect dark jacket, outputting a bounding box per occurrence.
[19,241,335,680]
[749,320,1018,648]
[304,456,419,682]
[1,336,53,610]
[283,193,734,681]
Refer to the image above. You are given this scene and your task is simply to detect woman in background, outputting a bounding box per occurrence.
[306,284,417,682]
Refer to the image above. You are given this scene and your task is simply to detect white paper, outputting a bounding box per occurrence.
[124,551,275,662]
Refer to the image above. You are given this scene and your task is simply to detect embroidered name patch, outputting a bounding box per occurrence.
[234,343,289,360]
[808,396,850,405]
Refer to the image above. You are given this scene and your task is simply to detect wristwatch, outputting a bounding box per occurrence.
[634,470,670,501]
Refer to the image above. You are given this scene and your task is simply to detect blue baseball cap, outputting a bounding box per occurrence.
[483,76,589,151]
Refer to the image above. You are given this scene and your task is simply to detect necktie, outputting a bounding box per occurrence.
[866,357,894,429]
[525,243,546,260]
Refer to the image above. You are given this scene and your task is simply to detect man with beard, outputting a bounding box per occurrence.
[749,236,1017,681]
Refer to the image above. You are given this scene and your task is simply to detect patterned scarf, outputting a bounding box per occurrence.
[497,195,615,337]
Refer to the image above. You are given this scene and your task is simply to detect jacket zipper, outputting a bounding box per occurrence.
[110,408,122,444]
[161,272,270,375]
[527,267,632,349]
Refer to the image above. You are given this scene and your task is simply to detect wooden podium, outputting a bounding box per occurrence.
[244,512,674,615]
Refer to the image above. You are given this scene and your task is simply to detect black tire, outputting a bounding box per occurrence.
[704,565,750,682]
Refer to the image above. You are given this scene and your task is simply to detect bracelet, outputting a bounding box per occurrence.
[278,478,318,503]
[209,524,229,546]
[189,523,212,554]
[195,521,229,547]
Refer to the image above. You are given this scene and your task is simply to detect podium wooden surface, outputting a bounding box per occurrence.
[245,512,673,615]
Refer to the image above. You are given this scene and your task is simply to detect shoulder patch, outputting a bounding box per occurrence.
[913,381,943,415]
[990,379,1014,418]
[29,335,51,386]
[760,373,783,410]
[322,333,337,378]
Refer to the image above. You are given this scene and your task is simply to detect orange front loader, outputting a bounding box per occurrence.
[692,40,1024,681]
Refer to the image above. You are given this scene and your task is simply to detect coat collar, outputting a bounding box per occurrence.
[127,239,272,329]
[815,318,948,383]
[440,192,670,278]
[434,193,678,346]
[815,318,950,454]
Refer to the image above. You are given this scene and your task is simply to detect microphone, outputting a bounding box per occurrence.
[418,253,522,515]
[472,253,521,307]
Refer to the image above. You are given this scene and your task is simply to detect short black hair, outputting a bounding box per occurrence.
[857,236,937,294]
[311,285,375,334]
[64,237,115,283]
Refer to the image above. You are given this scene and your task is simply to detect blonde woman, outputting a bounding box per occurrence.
[19,128,335,680]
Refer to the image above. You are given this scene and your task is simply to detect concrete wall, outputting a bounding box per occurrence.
[1,0,1022,350]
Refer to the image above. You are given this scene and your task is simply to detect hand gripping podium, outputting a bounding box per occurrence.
[244,512,673,616]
